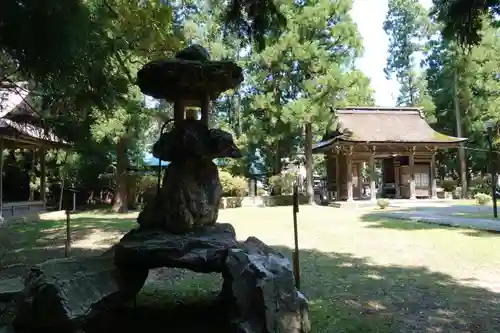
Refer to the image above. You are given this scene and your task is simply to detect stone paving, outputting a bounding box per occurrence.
[377,202,500,232]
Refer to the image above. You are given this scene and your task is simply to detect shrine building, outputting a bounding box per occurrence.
[312,107,467,202]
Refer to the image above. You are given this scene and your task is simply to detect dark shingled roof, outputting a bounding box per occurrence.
[313,107,467,152]
[0,85,69,148]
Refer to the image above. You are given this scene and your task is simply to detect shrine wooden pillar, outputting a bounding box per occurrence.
[409,147,417,200]
[430,149,438,199]
[346,147,353,202]
[369,148,376,201]
[335,152,340,200]
[394,158,401,198]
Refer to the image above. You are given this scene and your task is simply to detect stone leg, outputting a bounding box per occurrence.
[224,237,311,333]
[13,249,148,332]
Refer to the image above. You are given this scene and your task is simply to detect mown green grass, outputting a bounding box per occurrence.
[2,207,500,333]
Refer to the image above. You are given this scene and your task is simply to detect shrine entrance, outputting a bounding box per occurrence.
[313,107,467,202]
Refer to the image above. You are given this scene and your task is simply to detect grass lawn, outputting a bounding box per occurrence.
[2,206,500,333]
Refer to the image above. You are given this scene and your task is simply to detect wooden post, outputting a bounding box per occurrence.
[430,150,438,199]
[40,148,46,205]
[0,138,3,221]
[65,208,71,257]
[357,162,363,198]
[394,159,401,199]
[409,147,416,200]
[369,151,376,201]
[335,152,340,200]
[292,184,300,289]
[65,188,72,257]
[346,148,353,202]
[72,185,76,212]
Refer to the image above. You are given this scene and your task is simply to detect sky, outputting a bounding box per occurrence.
[145,0,432,109]
[351,0,432,106]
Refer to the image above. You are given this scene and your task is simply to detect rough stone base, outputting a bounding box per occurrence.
[13,248,147,331]
[115,223,238,272]
[225,237,311,333]
[2,224,310,333]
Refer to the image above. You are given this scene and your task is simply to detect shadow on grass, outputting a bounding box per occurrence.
[361,214,447,230]
[274,246,500,333]
[87,245,500,333]
[359,213,500,237]
[459,229,500,237]
[1,214,138,267]
[2,229,500,333]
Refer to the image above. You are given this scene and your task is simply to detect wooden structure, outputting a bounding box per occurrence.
[0,83,69,218]
[313,107,467,202]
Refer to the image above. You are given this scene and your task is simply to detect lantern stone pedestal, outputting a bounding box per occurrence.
[2,45,310,333]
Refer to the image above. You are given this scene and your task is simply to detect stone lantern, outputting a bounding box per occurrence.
[134,45,244,233]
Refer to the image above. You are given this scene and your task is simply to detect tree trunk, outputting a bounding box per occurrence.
[305,122,314,205]
[273,141,282,175]
[453,66,467,198]
[408,73,414,106]
[112,137,129,213]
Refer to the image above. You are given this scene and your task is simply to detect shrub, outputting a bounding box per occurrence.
[219,171,247,197]
[256,186,267,196]
[474,193,492,205]
[269,173,296,195]
[377,198,390,209]
[441,178,457,192]
[136,174,157,195]
[470,175,492,196]
[128,174,158,209]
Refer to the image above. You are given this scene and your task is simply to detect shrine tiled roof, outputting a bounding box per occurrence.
[0,84,69,148]
[313,107,467,152]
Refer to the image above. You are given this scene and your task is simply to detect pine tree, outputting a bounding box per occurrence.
[246,0,373,201]
[383,0,433,112]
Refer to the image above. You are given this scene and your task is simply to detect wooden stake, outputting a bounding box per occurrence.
[292,184,300,289]
[65,206,71,257]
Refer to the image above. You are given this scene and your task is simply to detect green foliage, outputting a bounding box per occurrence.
[426,20,500,174]
[377,198,390,210]
[474,193,492,205]
[384,0,435,114]
[469,175,493,196]
[245,0,373,175]
[441,178,457,192]
[135,174,157,198]
[219,171,247,197]
[431,0,500,46]
[268,173,296,196]
[5,0,500,211]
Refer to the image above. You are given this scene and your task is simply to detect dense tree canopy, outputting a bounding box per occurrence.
[431,0,500,45]
[383,0,434,114]
[1,0,500,208]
